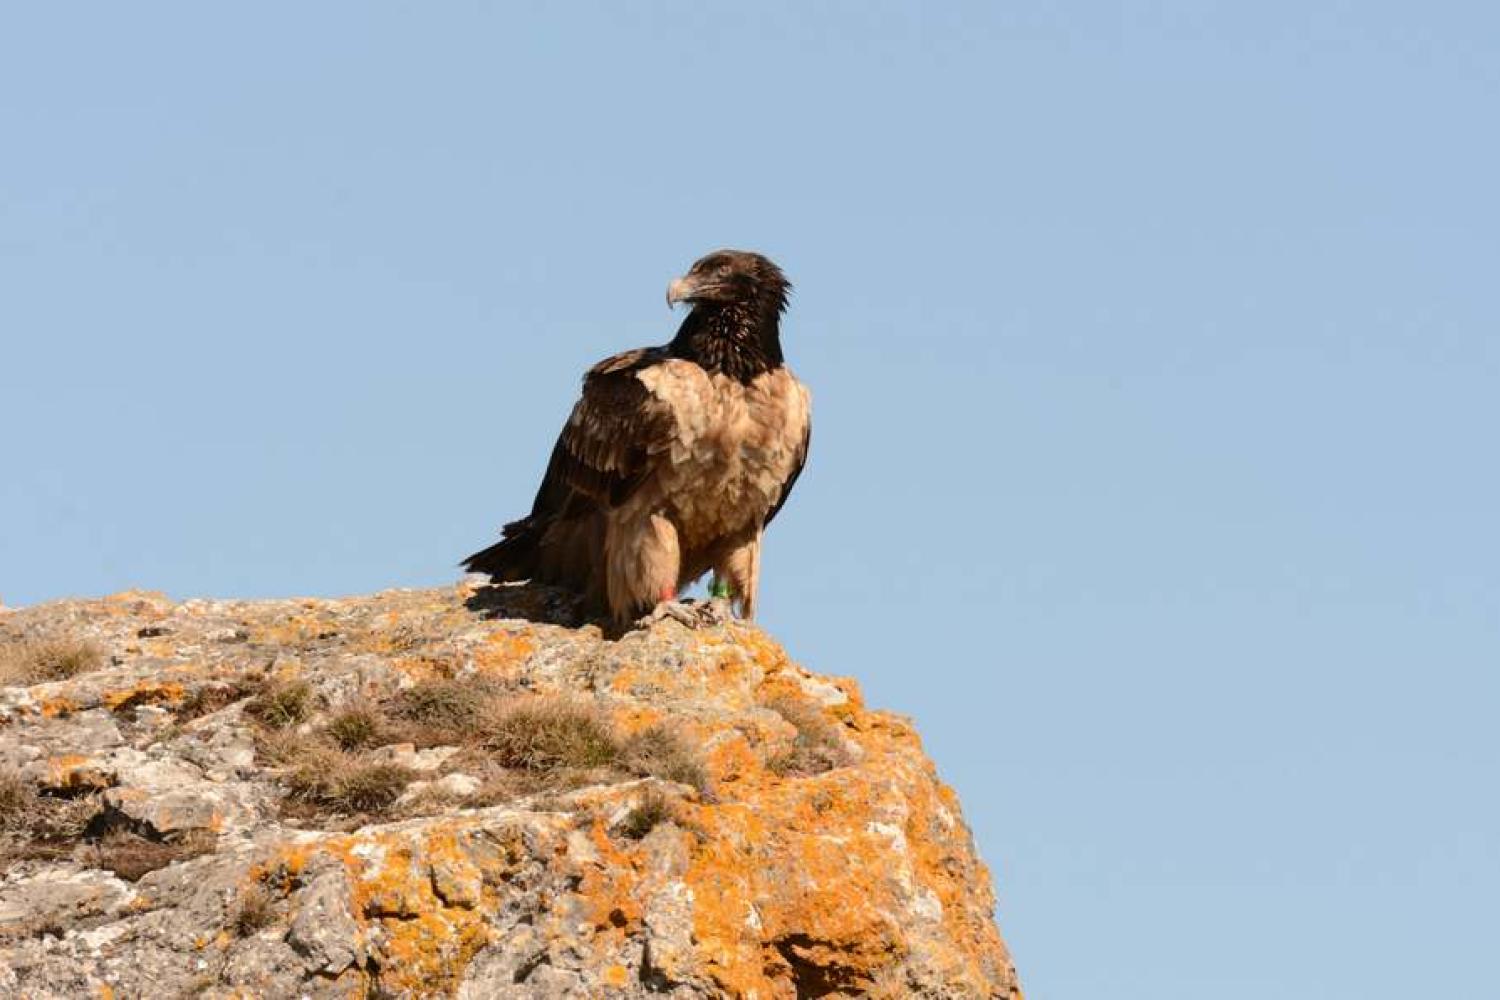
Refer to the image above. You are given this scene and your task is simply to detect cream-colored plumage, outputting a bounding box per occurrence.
[463,250,810,628]
[608,362,811,619]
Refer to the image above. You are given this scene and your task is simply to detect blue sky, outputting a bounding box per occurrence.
[3,4,1497,997]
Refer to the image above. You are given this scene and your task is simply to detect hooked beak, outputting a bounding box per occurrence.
[666,275,696,309]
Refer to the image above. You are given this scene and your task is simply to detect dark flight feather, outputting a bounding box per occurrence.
[764,422,811,529]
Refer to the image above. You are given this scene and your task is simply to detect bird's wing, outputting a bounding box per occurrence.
[764,384,812,528]
[527,347,679,517]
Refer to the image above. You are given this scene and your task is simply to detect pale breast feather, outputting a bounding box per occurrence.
[633,362,810,538]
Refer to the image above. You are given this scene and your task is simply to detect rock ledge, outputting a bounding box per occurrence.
[0,585,1020,998]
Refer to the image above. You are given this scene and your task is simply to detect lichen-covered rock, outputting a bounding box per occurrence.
[0,585,1021,998]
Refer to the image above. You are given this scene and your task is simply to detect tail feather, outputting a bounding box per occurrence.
[461,518,542,581]
[463,512,607,620]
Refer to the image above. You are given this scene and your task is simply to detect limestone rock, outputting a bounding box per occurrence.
[0,585,1021,998]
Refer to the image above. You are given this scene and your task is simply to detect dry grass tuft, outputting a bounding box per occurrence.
[35,798,98,842]
[0,638,106,686]
[616,788,676,841]
[764,697,852,777]
[0,770,36,831]
[325,702,385,750]
[277,742,412,815]
[275,741,345,799]
[620,724,711,795]
[483,698,619,771]
[0,770,95,871]
[252,727,308,769]
[232,883,277,935]
[176,682,256,723]
[334,762,413,812]
[387,676,509,744]
[246,676,708,822]
[244,680,314,729]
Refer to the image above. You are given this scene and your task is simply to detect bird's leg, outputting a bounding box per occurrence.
[716,534,761,619]
[704,576,735,620]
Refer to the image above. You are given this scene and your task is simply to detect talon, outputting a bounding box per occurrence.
[635,600,701,631]
[633,597,737,632]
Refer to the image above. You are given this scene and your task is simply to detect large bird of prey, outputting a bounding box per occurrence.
[463,249,811,629]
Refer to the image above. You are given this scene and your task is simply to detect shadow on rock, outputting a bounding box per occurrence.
[463,580,593,629]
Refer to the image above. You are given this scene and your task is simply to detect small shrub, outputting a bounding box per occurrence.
[325,703,384,750]
[333,763,412,812]
[36,639,106,679]
[620,724,711,795]
[19,794,96,843]
[0,770,35,831]
[278,743,349,801]
[176,682,255,722]
[253,728,309,768]
[0,638,106,686]
[483,698,619,771]
[764,697,851,777]
[244,680,313,729]
[279,743,411,815]
[616,789,675,841]
[232,883,276,935]
[388,676,507,743]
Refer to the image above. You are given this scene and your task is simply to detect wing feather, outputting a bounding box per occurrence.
[528,348,678,517]
[764,415,810,528]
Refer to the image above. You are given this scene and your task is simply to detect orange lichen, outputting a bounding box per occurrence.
[703,734,767,789]
[352,832,495,995]
[610,704,669,733]
[44,754,113,791]
[103,681,185,711]
[471,628,537,675]
[679,779,906,996]
[389,655,455,682]
[615,670,1007,998]
[568,817,648,935]
[246,822,524,997]
[3,585,1018,997]
[38,695,83,717]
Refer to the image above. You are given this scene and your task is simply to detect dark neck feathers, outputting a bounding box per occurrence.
[668,298,784,383]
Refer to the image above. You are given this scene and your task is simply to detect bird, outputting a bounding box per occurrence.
[462,249,811,630]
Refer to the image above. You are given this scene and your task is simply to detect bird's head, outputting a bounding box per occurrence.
[666,250,790,316]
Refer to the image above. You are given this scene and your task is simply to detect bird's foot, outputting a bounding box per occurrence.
[634,597,734,631]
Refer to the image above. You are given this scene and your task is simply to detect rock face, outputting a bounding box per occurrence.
[0,585,1021,998]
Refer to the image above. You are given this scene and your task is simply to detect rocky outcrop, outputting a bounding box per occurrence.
[0,585,1021,998]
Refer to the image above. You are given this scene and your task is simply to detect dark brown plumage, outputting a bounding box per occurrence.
[463,250,811,627]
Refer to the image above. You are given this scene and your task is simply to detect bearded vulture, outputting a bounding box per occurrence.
[463,249,811,628]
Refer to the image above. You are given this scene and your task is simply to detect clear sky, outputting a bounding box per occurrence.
[3,3,1496,997]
